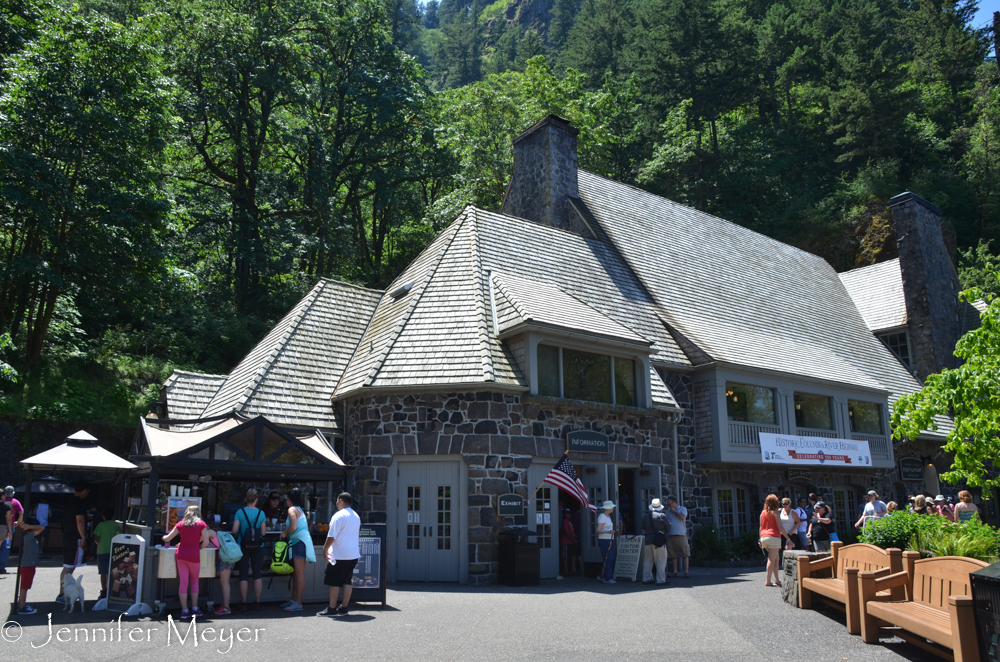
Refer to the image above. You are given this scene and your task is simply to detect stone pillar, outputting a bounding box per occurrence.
[890,191,961,381]
[500,115,590,235]
[781,550,832,607]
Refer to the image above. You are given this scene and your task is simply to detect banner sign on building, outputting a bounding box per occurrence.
[759,433,872,467]
[567,430,609,453]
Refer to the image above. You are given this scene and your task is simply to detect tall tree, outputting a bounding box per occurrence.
[560,0,635,84]
[433,0,482,88]
[0,5,171,366]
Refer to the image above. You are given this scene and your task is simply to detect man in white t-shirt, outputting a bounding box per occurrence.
[318,492,361,617]
[597,500,616,584]
[855,490,887,529]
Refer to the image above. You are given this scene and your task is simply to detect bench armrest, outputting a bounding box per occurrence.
[868,567,892,579]
[802,555,835,574]
[868,570,909,591]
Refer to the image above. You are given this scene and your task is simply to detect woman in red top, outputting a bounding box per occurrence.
[759,494,782,587]
[162,504,210,619]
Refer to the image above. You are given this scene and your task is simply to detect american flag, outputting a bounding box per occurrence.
[544,455,597,512]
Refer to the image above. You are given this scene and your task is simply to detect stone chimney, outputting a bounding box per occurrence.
[500,115,590,235]
[889,191,961,381]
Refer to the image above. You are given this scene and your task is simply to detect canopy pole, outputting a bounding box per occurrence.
[13,464,32,613]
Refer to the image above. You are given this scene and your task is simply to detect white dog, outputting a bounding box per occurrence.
[62,573,85,613]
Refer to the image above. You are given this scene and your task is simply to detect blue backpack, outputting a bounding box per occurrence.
[217,531,243,565]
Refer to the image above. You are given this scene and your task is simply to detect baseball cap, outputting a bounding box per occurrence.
[4,486,13,496]
[867,490,878,496]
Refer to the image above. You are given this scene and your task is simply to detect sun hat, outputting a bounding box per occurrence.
[4,486,13,496]
[601,500,616,510]
[934,495,945,502]
[649,498,663,511]
[867,490,878,496]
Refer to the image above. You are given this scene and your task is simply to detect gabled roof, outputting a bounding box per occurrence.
[491,272,650,346]
[163,370,227,424]
[838,258,908,333]
[333,206,688,402]
[197,279,382,431]
[576,171,932,424]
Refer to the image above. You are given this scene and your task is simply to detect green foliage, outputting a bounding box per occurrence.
[0,333,17,383]
[861,512,1000,561]
[892,285,1000,492]
[691,523,732,562]
[730,528,763,560]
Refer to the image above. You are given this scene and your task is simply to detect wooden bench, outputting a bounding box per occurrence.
[859,552,987,662]
[797,542,904,634]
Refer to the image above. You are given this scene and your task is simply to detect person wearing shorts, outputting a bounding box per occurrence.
[318,492,361,617]
[57,480,89,603]
[233,490,265,611]
[93,507,121,598]
[18,516,44,614]
[664,496,690,578]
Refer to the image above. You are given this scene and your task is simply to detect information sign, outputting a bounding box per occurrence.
[612,535,644,582]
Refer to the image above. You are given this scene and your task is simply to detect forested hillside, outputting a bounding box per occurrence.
[0,0,998,425]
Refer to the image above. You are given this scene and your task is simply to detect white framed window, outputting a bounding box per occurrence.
[848,400,883,434]
[725,382,776,424]
[794,392,834,430]
[714,484,751,539]
[832,485,861,538]
[536,344,636,406]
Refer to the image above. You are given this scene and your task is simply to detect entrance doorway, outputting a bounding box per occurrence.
[617,468,636,534]
[396,461,460,581]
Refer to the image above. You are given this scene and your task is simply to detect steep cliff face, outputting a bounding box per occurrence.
[500,0,554,35]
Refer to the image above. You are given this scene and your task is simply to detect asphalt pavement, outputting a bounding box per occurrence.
[0,561,936,661]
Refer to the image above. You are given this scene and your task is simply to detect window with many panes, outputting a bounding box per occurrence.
[536,345,636,406]
[848,400,882,434]
[794,392,833,429]
[878,331,910,368]
[715,485,750,538]
[725,382,776,424]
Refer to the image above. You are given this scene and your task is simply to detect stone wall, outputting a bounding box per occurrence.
[344,390,679,585]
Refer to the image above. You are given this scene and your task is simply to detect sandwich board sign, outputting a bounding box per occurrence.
[95,533,153,615]
[612,535,644,582]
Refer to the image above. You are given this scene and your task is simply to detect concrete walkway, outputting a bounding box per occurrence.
[0,562,936,661]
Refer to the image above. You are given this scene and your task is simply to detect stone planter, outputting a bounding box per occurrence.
[781,550,832,607]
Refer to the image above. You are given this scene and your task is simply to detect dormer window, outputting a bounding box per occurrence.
[536,344,635,406]
[877,331,910,368]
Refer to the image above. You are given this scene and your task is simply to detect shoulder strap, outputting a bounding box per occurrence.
[250,509,261,527]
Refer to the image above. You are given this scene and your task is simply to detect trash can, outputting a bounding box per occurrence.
[498,528,540,586]
[971,561,1000,661]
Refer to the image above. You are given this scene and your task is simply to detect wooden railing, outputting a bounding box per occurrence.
[852,433,890,456]
[728,422,780,446]
[796,428,838,439]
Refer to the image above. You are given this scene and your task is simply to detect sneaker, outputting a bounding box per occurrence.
[180,610,190,620]
[333,606,349,618]
[192,608,204,617]
[605,579,617,584]
[213,607,232,615]
[556,575,564,580]
[279,599,293,609]
[19,606,37,615]
[316,606,337,616]
[282,602,302,612]
[54,595,66,604]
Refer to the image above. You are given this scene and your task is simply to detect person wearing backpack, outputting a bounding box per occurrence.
[233,489,266,612]
[640,499,670,585]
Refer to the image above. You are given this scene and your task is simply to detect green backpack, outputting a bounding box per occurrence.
[270,540,295,575]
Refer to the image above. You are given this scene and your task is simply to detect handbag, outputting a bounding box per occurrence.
[830,532,840,543]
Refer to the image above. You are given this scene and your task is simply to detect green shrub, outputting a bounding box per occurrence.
[731,529,764,560]
[691,523,732,562]
[860,512,940,550]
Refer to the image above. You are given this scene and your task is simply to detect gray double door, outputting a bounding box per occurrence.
[396,461,460,582]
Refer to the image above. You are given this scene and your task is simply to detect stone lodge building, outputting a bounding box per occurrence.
[160,116,970,584]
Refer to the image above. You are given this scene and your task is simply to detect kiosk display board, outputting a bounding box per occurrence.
[612,535,644,581]
[345,524,386,607]
[106,534,151,615]
[163,496,201,531]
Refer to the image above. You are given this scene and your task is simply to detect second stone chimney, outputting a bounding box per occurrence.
[501,115,590,235]
[890,191,961,381]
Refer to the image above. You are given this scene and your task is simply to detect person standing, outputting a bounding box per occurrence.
[161,504,209,619]
[912,494,929,515]
[855,490,887,529]
[954,491,980,522]
[778,498,801,550]
[759,494,782,587]
[597,500,616,584]
[559,509,579,578]
[233,489,266,611]
[795,498,811,549]
[640,499,669,585]
[808,502,834,552]
[932,495,954,520]
[57,480,89,603]
[665,496,690,578]
[92,507,121,599]
[33,496,49,555]
[278,488,315,612]
[0,491,11,574]
[5,486,23,526]
[17,516,44,614]
[318,492,361,617]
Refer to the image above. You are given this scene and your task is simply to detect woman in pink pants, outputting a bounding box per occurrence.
[162,504,209,619]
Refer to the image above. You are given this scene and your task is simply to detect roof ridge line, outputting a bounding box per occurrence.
[490,272,531,323]
[170,369,229,379]
[549,278,649,341]
[316,276,385,295]
[469,209,495,383]
[363,212,469,388]
[236,280,327,414]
